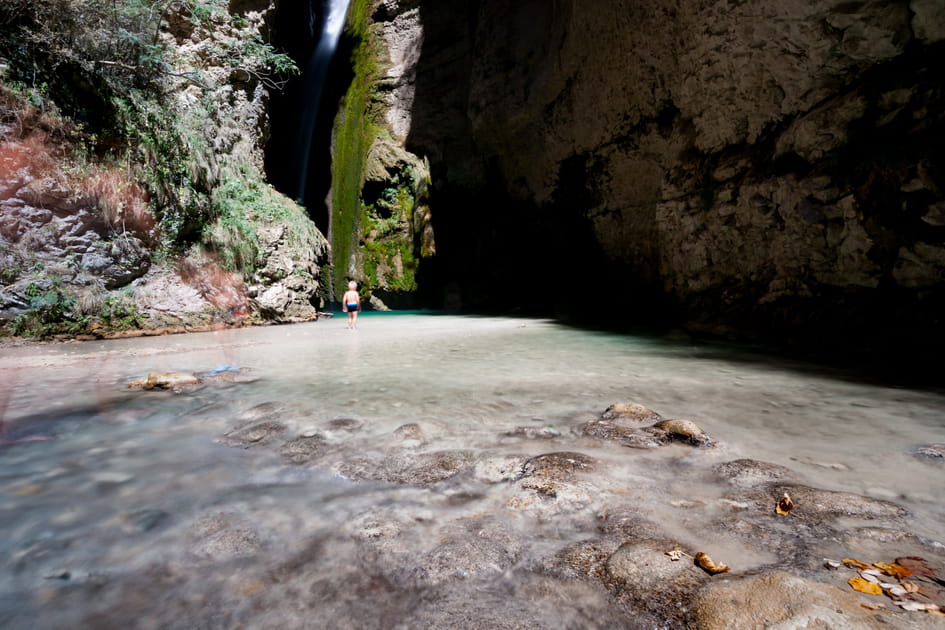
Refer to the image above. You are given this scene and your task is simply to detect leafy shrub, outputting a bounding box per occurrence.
[11,281,86,338]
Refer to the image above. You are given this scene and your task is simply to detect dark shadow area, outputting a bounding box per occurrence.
[402,2,944,390]
[265,0,353,234]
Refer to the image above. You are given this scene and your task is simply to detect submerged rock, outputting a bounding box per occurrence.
[503,425,561,440]
[127,367,253,392]
[713,458,804,488]
[280,434,325,465]
[218,421,288,448]
[336,449,475,487]
[522,451,597,481]
[393,422,426,443]
[580,405,717,449]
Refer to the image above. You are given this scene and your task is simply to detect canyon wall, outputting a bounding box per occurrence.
[0,0,329,335]
[364,0,945,355]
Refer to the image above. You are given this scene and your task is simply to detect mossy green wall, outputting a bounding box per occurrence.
[329,0,379,301]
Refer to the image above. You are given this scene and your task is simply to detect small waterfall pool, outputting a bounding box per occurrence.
[1,313,943,628]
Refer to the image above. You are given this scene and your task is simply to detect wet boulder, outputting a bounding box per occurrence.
[653,418,714,447]
[127,371,200,391]
[691,571,911,630]
[579,408,716,449]
[578,403,662,445]
[601,402,663,422]
[518,451,598,500]
[732,484,909,522]
[578,417,665,449]
[603,539,709,627]
[604,539,707,595]
[913,443,945,461]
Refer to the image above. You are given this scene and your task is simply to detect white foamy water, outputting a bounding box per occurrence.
[1,313,943,627]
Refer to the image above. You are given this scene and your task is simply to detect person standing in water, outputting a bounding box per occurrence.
[342,281,361,329]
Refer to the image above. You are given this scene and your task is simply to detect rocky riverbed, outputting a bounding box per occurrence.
[1,315,943,628]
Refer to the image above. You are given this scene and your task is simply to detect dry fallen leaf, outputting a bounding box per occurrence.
[666,549,683,561]
[843,558,873,571]
[849,576,883,596]
[882,583,909,598]
[694,551,730,575]
[860,601,886,611]
[823,559,842,570]
[859,569,883,583]
[874,561,912,579]
[775,492,794,515]
[894,557,935,578]
[902,580,920,594]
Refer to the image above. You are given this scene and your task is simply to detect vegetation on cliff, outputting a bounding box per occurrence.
[330,0,432,307]
[0,0,325,337]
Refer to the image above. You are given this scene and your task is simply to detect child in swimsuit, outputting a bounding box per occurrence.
[342,281,361,329]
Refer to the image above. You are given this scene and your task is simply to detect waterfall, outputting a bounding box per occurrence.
[294,0,351,204]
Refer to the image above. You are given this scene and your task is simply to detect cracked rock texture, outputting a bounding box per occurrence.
[367,0,945,356]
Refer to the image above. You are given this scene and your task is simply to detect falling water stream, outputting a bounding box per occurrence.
[294,0,351,202]
[1,313,943,627]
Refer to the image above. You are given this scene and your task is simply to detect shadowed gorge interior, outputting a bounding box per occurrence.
[298,0,945,378]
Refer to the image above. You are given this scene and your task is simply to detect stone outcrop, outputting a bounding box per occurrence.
[0,0,330,335]
[357,0,945,357]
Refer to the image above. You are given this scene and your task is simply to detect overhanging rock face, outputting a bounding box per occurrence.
[369,0,944,347]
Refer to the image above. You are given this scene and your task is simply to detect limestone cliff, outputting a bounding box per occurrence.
[0,0,329,336]
[364,0,945,358]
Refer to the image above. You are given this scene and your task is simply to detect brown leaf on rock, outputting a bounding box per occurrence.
[874,561,912,579]
[842,558,873,571]
[860,601,886,610]
[895,556,935,578]
[849,576,883,595]
[694,551,730,575]
[775,492,794,515]
[917,585,945,606]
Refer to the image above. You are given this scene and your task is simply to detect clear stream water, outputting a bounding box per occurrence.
[1,313,943,627]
